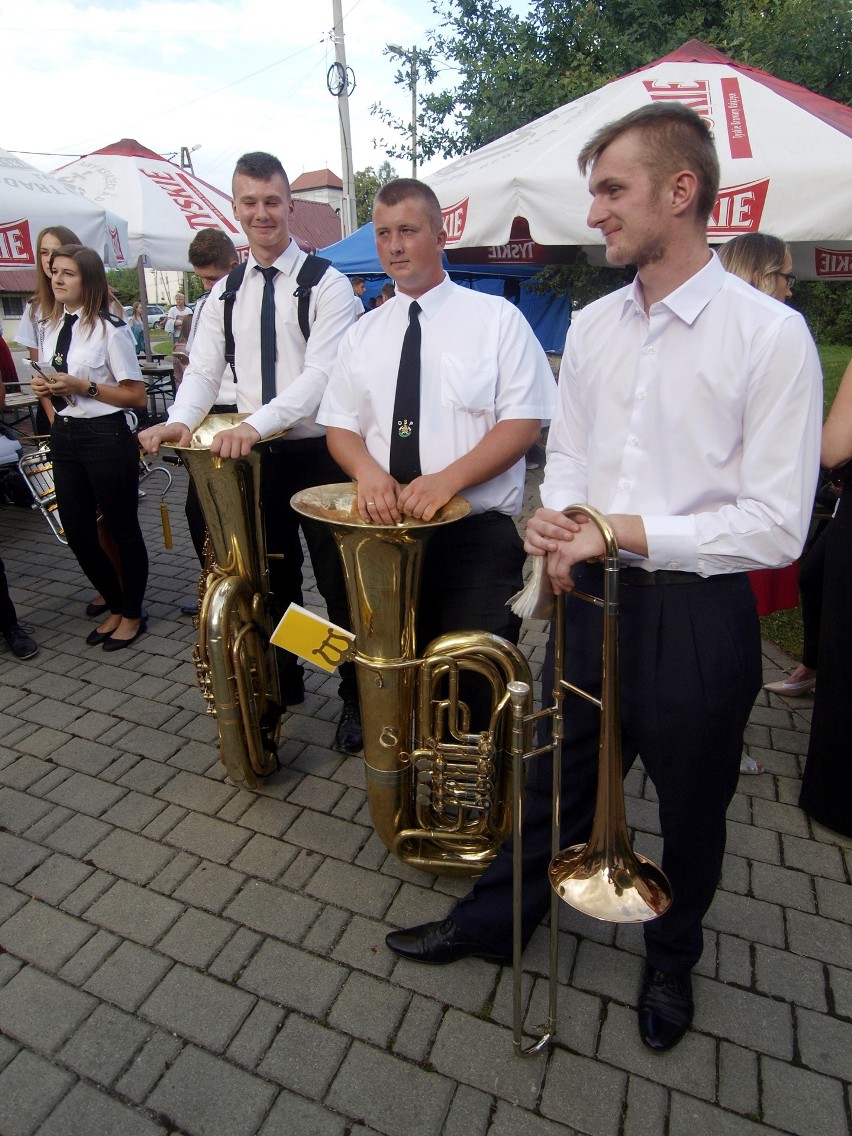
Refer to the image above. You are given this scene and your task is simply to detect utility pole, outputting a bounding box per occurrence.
[329,0,358,236]
[389,45,418,178]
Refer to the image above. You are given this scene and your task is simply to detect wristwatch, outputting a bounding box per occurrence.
[86,382,98,398]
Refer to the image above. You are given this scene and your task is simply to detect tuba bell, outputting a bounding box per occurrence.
[165,415,283,789]
[291,483,534,877]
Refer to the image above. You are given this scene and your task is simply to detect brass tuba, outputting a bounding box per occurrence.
[291,483,534,877]
[165,415,283,789]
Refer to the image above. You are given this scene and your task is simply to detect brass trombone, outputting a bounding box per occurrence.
[507,506,672,1056]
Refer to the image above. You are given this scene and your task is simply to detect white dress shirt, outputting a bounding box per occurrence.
[185,291,236,405]
[15,301,44,353]
[318,275,556,515]
[40,310,144,419]
[542,253,823,574]
[167,239,356,440]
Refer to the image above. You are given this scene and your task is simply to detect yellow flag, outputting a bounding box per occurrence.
[271,603,355,673]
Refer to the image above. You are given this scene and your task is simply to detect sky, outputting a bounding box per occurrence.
[1,0,530,193]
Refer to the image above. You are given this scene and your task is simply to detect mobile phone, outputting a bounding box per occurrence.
[29,360,75,405]
[30,360,58,378]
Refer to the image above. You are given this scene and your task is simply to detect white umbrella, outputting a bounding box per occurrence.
[426,40,852,281]
[0,146,129,269]
[52,139,249,270]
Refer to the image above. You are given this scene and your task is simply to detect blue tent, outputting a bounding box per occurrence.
[320,223,570,352]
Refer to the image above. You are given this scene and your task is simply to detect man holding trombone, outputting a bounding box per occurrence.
[387,104,823,1052]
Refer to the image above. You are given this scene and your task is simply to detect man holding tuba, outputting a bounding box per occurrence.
[317,179,555,694]
[139,152,363,754]
[386,107,823,1053]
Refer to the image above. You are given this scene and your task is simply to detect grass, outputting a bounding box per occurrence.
[758,343,851,663]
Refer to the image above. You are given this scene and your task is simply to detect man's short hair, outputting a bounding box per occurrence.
[351,275,365,287]
[233,152,290,194]
[578,104,720,221]
[188,228,239,271]
[381,282,396,301]
[373,178,444,234]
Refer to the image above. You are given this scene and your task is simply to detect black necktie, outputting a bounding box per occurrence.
[52,312,78,373]
[257,265,278,404]
[389,301,422,483]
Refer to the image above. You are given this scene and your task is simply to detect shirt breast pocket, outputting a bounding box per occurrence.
[72,348,106,382]
[440,354,498,416]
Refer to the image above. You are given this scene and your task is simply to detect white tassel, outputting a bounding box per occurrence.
[508,555,555,620]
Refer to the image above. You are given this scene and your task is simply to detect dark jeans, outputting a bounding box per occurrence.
[51,413,148,619]
[262,437,357,702]
[452,563,762,975]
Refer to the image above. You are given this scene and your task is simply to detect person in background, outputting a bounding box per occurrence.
[799,355,852,838]
[717,232,811,773]
[350,275,366,320]
[171,227,240,616]
[16,225,83,434]
[165,293,192,343]
[129,301,146,354]
[0,557,38,659]
[30,246,149,651]
[384,105,822,1055]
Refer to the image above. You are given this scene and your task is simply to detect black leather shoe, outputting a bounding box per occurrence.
[86,601,109,617]
[638,965,694,1051]
[386,918,510,965]
[333,697,362,754]
[102,619,147,652]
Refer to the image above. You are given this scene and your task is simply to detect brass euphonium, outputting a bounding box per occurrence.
[291,483,534,877]
[165,415,283,789]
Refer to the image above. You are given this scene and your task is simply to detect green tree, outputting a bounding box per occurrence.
[375,0,850,164]
[105,267,140,305]
[354,161,398,227]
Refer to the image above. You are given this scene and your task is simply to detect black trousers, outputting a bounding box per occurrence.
[452,563,762,975]
[51,414,148,619]
[0,556,18,632]
[415,512,525,731]
[262,437,357,702]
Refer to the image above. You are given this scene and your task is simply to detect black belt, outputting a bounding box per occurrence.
[618,565,705,586]
[211,403,238,414]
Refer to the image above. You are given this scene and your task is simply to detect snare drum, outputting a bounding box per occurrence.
[18,445,67,544]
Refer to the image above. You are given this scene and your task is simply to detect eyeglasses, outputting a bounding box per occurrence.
[778,271,797,288]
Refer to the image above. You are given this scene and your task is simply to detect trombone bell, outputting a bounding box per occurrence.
[549,844,672,922]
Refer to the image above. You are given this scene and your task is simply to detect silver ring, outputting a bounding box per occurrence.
[366,501,375,506]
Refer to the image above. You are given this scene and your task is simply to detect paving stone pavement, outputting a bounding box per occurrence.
[0,444,850,1136]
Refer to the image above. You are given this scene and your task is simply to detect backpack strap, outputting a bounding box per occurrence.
[220,262,248,382]
[218,255,331,382]
[293,254,331,341]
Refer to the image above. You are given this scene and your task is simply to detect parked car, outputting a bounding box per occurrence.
[146,304,166,329]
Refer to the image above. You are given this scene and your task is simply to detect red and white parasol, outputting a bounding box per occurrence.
[426,41,852,281]
[53,139,249,270]
[0,146,129,270]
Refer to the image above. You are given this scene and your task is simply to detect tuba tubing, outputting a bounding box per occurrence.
[291,483,534,878]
